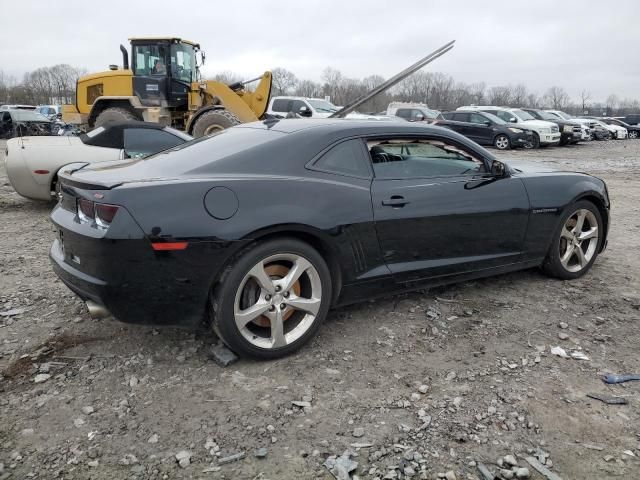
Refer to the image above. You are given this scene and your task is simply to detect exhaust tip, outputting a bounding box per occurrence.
[86,301,111,320]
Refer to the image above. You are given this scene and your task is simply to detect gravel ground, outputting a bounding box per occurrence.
[1,137,639,480]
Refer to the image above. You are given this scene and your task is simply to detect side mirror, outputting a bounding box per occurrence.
[414,113,425,121]
[491,160,506,177]
[298,106,312,117]
[509,117,517,123]
[483,120,491,126]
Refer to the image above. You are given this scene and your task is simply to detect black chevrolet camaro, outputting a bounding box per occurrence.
[50,119,610,359]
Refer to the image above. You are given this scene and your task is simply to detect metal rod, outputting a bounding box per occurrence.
[329,40,455,118]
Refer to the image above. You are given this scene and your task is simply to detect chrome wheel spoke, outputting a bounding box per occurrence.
[287,295,321,316]
[561,227,574,240]
[235,301,270,329]
[560,244,575,266]
[279,257,312,292]
[578,227,598,241]
[247,262,275,294]
[266,309,287,348]
[575,246,587,267]
[572,211,586,234]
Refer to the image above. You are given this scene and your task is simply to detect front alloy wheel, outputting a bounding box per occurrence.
[494,134,510,150]
[629,130,638,139]
[542,201,603,279]
[212,239,331,359]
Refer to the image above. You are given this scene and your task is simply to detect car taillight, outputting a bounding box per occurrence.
[77,199,120,229]
[95,204,120,229]
[78,198,95,222]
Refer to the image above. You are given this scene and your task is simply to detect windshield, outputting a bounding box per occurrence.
[511,109,535,121]
[555,111,571,120]
[307,99,338,113]
[170,43,196,83]
[534,111,558,121]
[420,108,440,119]
[11,111,51,122]
[483,112,507,125]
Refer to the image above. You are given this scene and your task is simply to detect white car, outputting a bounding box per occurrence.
[386,102,440,122]
[267,96,339,118]
[584,119,628,139]
[5,122,191,201]
[458,106,561,148]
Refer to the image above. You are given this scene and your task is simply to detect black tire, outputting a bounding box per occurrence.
[629,130,638,139]
[94,107,140,128]
[542,200,603,280]
[192,109,241,138]
[211,238,332,359]
[493,134,511,150]
[530,132,540,149]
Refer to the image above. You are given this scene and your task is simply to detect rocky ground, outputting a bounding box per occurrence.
[1,137,639,480]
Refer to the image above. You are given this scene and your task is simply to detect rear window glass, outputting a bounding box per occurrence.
[272,99,292,112]
[313,139,370,178]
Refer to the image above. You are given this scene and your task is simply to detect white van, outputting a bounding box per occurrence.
[267,96,339,118]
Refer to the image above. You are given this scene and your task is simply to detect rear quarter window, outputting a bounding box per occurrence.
[312,139,371,178]
[271,99,292,112]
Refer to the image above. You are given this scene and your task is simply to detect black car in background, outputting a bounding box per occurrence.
[0,109,55,139]
[601,118,640,139]
[436,110,533,150]
[522,108,582,145]
[621,114,640,126]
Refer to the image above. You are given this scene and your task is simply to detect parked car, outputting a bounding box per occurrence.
[267,96,339,118]
[436,110,533,149]
[386,102,440,123]
[620,114,640,126]
[5,122,191,201]
[582,118,627,139]
[521,108,582,145]
[0,104,36,111]
[0,109,55,139]
[51,119,609,359]
[35,105,63,120]
[457,106,561,148]
[599,118,640,139]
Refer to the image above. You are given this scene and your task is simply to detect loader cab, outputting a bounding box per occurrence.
[130,38,199,110]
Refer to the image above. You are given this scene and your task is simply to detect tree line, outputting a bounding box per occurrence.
[2,64,638,117]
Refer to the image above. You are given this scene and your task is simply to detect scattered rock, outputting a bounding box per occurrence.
[175,450,191,468]
[504,454,517,466]
[81,406,95,415]
[559,322,568,329]
[129,376,139,388]
[254,447,268,458]
[445,471,457,480]
[218,451,245,465]
[291,400,311,408]
[418,384,429,394]
[33,373,51,384]
[500,469,514,479]
[324,452,358,480]
[148,434,159,444]
[515,467,530,478]
[558,332,569,340]
[73,417,85,428]
[352,427,365,438]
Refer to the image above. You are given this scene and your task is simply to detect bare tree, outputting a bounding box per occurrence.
[271,67,298,96]
[543,86,570,110]
[211,71,244,85]
[605,94,619,115]
[488,86,513,106]
[294,79,322,98]
[579,90,591,114]
[511,84,528,107]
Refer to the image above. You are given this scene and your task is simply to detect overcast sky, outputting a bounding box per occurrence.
[2,0,639,102]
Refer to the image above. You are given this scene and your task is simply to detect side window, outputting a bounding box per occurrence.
[368,139,485,179]
[396,109,412,119]
[453,112,470,122]
[133,44,168,76]
[290,100,307,113]
[411,109,426,121]
[271,99,292,113]
[1,112,11,122]
[469,113,488,124]
[494,111,512,122]
[441,112,454,120]
[313,139,370,178]
[123,129,185,158]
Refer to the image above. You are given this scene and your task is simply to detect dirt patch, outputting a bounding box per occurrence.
[1,139,640,479]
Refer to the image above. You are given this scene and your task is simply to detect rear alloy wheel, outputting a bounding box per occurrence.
[629,130,638,139]
[494,134,511,150]
[542,200,603,280]
[212,239,331,359]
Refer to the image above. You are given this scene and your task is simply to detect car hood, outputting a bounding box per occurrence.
[504,159,558,174]
[519,119,557,129]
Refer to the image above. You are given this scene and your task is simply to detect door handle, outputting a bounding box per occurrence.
[382,195,409,207]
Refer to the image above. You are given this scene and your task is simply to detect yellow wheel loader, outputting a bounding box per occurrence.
[62,37,272,137]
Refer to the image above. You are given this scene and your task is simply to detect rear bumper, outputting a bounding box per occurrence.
[50,201,245,329]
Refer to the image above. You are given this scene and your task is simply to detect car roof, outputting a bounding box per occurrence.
[80,121,191,148]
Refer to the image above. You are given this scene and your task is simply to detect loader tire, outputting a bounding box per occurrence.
[95,107,140,128]
[192,109,241,137]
